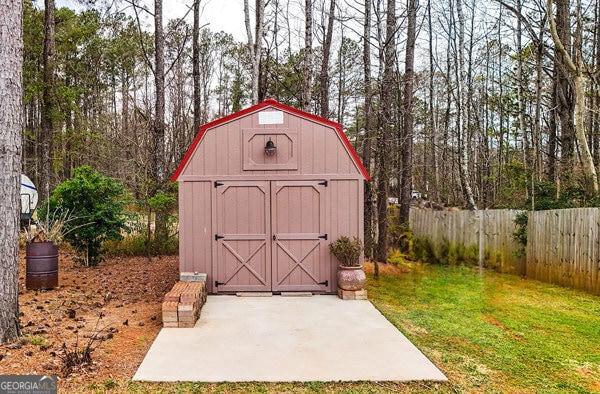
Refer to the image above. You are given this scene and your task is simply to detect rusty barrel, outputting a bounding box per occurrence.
[26,242,58,290]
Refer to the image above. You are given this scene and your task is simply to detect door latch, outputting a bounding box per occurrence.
[318,280,329,286]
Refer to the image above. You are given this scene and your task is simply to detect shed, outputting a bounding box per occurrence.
[172,99,370,294]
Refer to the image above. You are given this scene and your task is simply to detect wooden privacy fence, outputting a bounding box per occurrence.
[409,209,525,274]
[410,207,600,295]
[527,208,600,295]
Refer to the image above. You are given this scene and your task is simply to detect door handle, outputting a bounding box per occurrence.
[273,235,276,241]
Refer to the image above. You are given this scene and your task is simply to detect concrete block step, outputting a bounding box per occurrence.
[280,292,313,297]
[236,292,273,297]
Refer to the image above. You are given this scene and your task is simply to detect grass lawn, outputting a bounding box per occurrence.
[82,263,600,393]
[367,263,600,393]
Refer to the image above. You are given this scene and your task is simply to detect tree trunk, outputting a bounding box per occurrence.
[244,0,263,105]
[0,0,23,344]
[363,0,375,263]
[41,0,56,201]
[594,0,600,167]
[255,0,265,102]
[556,0,575,187]
[319,0,335,118]
[303,0,313,112]
[456,0,477,210]
[516,0,529,193]
[534,18,544,197]
[153,0,168,247]
[154,0,165,185]
[193,0,201,133]
[399,0,417,226]
[547,0,599,194]
[375,0,396,263]
[427,0,440,203]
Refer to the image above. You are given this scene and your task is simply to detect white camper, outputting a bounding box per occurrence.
[21,174,38,222]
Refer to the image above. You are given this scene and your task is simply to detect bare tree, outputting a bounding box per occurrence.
[303,0,313,111]
[399,0,417,225]
[515,0,528,181]
[154,0,165,186]
[319,0,335,117]
[363,0,375,262]
[245,0,264,104]
[375,0,396,262]
[547,0,599,193]
[427,0,440,203]
[551,0,574,188]
[193,0,201,132]
[41,0,56,201]
[456,0,477,210]
[0,0,23,344]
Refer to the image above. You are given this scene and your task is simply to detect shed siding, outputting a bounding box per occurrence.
[180,110,362,179]
[174,100,367,293]
[327,179,364,290]
[179,181,212,284]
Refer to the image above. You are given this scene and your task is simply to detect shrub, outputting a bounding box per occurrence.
[411,236,436,264]
[413,237,479,267]
[386,248,406,265]
[329,236,363,267]
[485,249,505,271]
[146,189,178,254]
[104,233,179,256]
[513,211,529,257]
[42,166,130,266]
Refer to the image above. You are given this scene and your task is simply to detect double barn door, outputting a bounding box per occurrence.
[213,180,330,293]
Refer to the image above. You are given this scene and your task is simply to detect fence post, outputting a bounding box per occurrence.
[478,210,484,269]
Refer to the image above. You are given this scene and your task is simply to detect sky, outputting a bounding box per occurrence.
[163,0,247,41]
[48,0,249,42]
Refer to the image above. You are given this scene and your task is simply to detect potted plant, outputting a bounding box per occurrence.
[329,236,366,291]
[24,209,72,244]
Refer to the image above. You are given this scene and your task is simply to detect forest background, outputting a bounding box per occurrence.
[23,0,600,260]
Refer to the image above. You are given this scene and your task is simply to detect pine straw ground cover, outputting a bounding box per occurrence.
[3,254,599,393]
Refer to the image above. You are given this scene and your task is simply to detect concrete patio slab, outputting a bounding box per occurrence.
[133,295,447,382]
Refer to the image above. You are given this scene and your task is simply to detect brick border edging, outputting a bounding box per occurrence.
[338,288,368,300]
[162,281,207,328]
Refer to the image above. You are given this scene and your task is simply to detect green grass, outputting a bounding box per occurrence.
[27,334,46,346]
[70,264,600,393]
[367,263,600,393]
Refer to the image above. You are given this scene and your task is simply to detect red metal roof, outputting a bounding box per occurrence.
[171,99,370,182]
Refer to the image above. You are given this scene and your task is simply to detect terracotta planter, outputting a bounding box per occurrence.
[337,265,366,291]
[26,242,58,290]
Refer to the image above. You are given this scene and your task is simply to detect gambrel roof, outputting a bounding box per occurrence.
[171,98,370,181]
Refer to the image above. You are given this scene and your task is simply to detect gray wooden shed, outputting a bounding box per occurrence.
[171,99,370,294]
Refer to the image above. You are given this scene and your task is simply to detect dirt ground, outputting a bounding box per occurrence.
[0,247,179,391]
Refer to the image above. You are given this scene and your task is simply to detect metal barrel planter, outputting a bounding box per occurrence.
[26,242,58,290]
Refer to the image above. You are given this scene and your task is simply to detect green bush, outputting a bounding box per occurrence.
[135,181,178,256]
[42,166,130,266]
[411,236,436,264]
[412,237,479,267]
[512,211,528,257]
[484,249,505,271]
[329,236,363,267]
